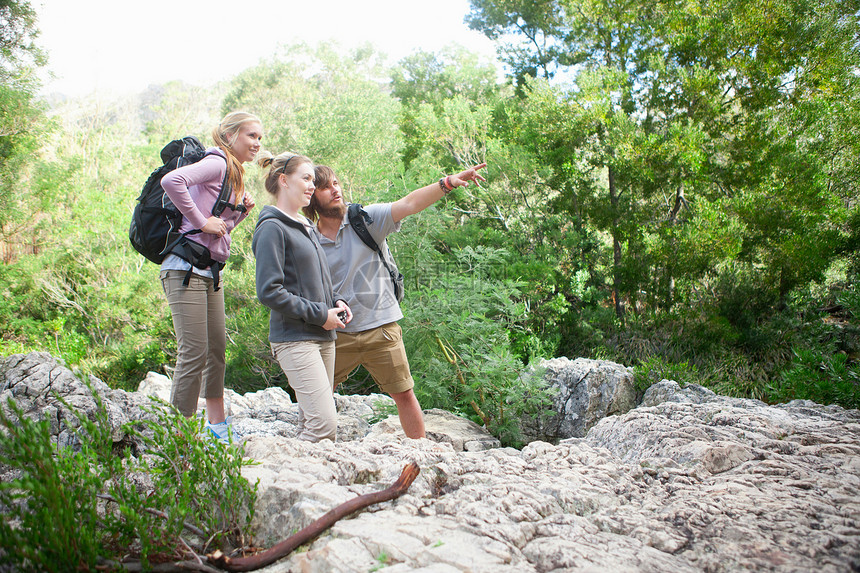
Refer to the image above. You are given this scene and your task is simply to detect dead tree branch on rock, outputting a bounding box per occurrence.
[208,462,421,572]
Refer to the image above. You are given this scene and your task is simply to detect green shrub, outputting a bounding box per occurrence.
[771,349,860,409]
[632,356,699,393]
[401,245,555,446]
[0,382,257,571]
[0,398,108,571]
[105,399,258,566]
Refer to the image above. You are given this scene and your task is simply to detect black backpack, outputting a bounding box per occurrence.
[347,203,405,303]
[128,136,244,291]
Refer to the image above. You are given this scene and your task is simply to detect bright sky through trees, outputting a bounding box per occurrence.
[34,0,498,96]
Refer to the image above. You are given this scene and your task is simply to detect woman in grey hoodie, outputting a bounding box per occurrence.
[252,151,352,442]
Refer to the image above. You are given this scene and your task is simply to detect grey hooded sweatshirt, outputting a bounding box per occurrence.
[252,205,343,343]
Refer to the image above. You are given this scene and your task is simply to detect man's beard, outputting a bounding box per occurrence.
[318,202,347,219]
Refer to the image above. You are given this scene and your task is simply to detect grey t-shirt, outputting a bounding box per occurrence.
[313,203,402,333]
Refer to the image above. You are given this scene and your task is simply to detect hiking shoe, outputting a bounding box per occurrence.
[203,418,233,445]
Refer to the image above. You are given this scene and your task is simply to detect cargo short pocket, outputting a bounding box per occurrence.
[379,323,402,342]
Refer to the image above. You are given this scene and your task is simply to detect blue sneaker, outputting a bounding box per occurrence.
[203,418,233,445]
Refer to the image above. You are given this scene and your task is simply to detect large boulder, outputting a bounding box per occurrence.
[0,352,134,446]
[258,378,860,573]
[520,357,638,443]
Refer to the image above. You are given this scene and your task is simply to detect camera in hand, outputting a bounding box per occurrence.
[338,310,348,321]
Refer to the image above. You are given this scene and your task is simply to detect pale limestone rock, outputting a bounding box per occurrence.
[0,352,128,444]
[368,408,501,451]
[289,537,378,573]
[521,356,638,442]
[136,370,172,403]
[2,352,860,572]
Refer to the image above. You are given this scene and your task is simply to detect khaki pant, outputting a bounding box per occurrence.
[333,322,414,395]
[272,340,337,442]
[161,270,226,417]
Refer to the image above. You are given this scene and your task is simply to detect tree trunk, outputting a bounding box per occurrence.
[664,181,686,311]
[609,164,625,320]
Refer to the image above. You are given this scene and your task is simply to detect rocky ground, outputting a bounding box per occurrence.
[1,352,859,572]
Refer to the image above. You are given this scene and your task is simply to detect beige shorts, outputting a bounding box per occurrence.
[333,322,414,395]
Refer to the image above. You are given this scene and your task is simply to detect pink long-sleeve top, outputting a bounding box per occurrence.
[160,147,248,264]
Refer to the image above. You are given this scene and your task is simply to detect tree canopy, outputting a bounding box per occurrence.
[0,0,50,240]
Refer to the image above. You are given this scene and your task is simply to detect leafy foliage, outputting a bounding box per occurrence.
[0,0,52,239]
[402,245,556,446]
[0,397,108,571]
[772,350,860,409]
[0,384,257,570]
[105,400,258,566]
[0,0,45,83]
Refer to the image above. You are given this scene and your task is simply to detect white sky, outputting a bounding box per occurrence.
[34,0,500,97]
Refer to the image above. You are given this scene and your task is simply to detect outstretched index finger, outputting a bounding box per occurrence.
[460,163,488,182]
[471,163,488,182]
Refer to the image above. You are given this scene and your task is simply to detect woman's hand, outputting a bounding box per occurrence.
[336,301,352,325]
[450,163,487,189]
[242,191,256,211]
[202,216,227,237]
[323,303,351,330]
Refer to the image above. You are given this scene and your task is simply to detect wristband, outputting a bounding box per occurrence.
[439,178,451,195]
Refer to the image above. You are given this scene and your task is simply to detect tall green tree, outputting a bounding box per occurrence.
[467,0,860,317]
[223,43,402,197]
[389,49,593,363]
[469,0,678,319]
[651,0,860,305]
[0,0,48,239]
[392,46,500,168]
[0,0,43,83]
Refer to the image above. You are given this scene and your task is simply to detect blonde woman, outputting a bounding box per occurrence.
[160,111,262,442]
[252,152,351,442]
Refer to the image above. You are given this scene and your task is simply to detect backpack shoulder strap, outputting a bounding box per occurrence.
[347,203,380,253]
[347,203,401,293]
[208,152,246,218]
